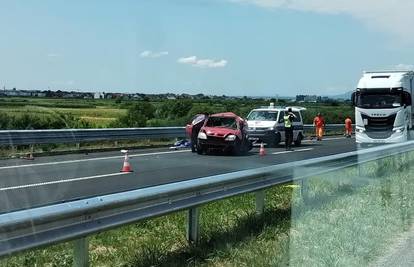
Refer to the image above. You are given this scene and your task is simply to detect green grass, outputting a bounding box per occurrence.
[0,97,354,130]
[0,97,126,128]
[289,154,414,266]
[1,152,414,266]
[0,186,292,267]
[0,105,125,128]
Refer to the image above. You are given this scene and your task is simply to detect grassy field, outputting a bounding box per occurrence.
[0,97,353,130]
[1,152,413,266]
[0,98,126,128]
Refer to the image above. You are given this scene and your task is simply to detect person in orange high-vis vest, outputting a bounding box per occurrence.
[345,116,352,138]
[313,113,325,141]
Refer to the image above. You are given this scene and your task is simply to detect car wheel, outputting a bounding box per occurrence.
[272,133,281,148]
[294,133,302,146]
[233,139,242,155]
[196,142,204,155]
[246,139,253,151]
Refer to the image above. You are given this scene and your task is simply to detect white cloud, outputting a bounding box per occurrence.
[178,56,197,64]
[47,53,60,58]
[391,64,414,70]
[140,50,169,58]
[230,0,414,43]
[178,56,228,68]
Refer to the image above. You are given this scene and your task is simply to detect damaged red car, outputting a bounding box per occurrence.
[187,112,252,155]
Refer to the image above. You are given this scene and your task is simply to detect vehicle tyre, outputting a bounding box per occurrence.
[246,139,253,151]
[196,143,204,155]
[191,141,197,153]
[271,133,281,148]
[233,139,243,155]
[357,143,366,149]
[294,133,303,146]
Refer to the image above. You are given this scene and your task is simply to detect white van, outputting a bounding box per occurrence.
[246,104,306,147]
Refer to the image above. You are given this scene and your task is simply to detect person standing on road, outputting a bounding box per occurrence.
[313,113,325,141]
[284,108,296,150]
[345,116,352,138]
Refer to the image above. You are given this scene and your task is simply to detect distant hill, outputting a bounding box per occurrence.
[327,91,353,100]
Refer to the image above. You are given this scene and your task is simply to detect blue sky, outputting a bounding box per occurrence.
[1,0,414,96]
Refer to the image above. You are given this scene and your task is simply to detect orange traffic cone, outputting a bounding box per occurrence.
[120,150,133,172]
[259,143,266,156]
[25,146,35,160]
[26,151,34,160]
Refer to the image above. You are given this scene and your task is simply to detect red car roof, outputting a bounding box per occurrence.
[208,112,245,123]
[209,112,238,118]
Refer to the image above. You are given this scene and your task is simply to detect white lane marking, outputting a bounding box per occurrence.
[272,148,314,155]
[254,136,352,146]
[303,136,352,142]
[0,150,190,170]
[0,172,129,192]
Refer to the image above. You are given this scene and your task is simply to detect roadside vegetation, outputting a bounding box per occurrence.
[1,152,413,266]
[0,97,354,130]
[0,96,353,158]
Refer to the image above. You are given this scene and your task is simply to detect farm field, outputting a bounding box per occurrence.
[0,97,353,129]
[0,97,126,128]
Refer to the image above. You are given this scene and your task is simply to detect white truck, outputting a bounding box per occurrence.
[352,70,414,144]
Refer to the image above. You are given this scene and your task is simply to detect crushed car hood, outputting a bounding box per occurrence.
[202,127,238,138]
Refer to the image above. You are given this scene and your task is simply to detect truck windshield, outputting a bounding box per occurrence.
[247,111,278,121]
[356,93,403,109]
[205,117,238,129]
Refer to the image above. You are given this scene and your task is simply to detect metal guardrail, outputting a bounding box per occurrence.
[0,124,349,146]
[0,127,187,146]
[0,140,413,263]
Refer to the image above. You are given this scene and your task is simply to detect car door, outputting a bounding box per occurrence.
[186,114,207,140]
[277,111,285,141]
[292,111,303,140]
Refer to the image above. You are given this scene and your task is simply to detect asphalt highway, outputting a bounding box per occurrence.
[0,137,356,213]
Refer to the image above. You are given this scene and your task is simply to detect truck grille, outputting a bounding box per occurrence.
[361,113,396,139]
[366,131,393,139]
[361,114,396,132]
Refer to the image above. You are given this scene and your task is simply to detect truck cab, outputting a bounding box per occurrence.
[246,104,305,147]
[352,71,414,144]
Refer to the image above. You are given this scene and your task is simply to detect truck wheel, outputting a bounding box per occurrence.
[294,134,303,146]
[357,143,366,149]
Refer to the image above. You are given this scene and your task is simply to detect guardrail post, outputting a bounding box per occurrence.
[255,190,265,215]
[73,237,89,267]
[187,207,200,244]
